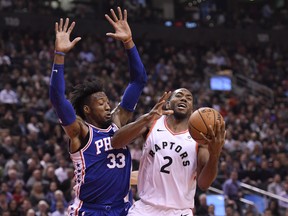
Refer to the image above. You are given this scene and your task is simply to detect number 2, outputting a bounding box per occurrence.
[160,156,172,174]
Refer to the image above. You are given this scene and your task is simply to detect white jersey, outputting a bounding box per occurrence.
[138,116,198,209]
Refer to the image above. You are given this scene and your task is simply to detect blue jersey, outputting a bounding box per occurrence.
[69,122,131,214]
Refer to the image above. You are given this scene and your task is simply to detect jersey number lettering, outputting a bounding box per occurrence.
[107,153,125,168]
[160,156,172,174]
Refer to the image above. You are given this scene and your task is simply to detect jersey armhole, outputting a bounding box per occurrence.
[69,129,90,153]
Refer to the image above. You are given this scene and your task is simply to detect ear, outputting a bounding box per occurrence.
[83,105,90,114]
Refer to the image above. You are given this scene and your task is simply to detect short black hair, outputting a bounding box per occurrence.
[70,79,104,119]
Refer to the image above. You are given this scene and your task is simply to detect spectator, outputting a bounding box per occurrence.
[267,174,284,196]
[51,200,66,216]
[54,159,68,184]
[0,83,17,104]
[223,170,242,213]
[196,193,209,215]
[279,181,288,214]
[267,199,280,216]
[0,182,13,203]
[12,180,27,205]
[35,200,50,216]
[29,181,46,207]
[207,204,215,216]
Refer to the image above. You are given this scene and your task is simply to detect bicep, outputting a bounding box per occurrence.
[62,117,89,150]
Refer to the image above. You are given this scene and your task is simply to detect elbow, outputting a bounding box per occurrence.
[111,135,125,149]
[142,69,148,85]
[49,87,58,107]
[198,183,209,191]
[111,141,124,149]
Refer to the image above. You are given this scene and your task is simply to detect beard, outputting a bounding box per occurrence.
[173,110,189,120]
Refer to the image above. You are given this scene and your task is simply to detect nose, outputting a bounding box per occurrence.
[180,97,187,102]
[105,103,111,111]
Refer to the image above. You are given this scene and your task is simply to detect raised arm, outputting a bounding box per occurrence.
[112,92,173,149]
[197,121,226,190]
[49,18,83,141]
[105,7,147,127]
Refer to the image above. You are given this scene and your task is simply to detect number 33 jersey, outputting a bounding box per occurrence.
[138,116,198,209]
[69,122,131,205]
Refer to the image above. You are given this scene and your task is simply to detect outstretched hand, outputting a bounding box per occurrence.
[55,18,81,53]
[200,121,226,158]
[105,7,132,42]
[147,92,174,121]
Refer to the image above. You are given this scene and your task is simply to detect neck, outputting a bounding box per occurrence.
[165,115,189,133]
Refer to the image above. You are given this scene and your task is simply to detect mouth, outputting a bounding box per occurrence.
[105,113,111,119]
[177,103,187,110]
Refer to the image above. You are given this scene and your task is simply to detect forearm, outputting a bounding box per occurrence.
[126,45,147,83]
[198,155,219,190]
[120,45,147,112]
[112,113,151,148]
[49,57,76,126]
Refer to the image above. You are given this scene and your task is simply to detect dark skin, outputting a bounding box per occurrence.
[53,8,137,153]
[112,88,226,190]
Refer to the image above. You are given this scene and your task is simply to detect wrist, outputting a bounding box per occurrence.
[54,50,66,56]
[122,37,132,44]
[209,152,220,161]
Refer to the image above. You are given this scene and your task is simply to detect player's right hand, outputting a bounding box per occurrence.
[55,18,81,53]
[147,92,174,121]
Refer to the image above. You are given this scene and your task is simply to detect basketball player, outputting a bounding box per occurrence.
[112,88,226,216]
[49,8,147,216]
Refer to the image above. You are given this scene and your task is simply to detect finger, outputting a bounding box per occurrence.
[63,18,69,32]
[163,110,174,115]
[105,14,116,27]
[55,22,58,33]
[124,9,127,21]
[221,121,226,133]
[158,92,168,102]
[222,131,227,142]
[207,124,215,137]
[59,18,63,31]
[158,91,171,102]
[154,100,166,109]
[110,9,119,21]
[117,7,123,20]
[200,132,210,142]
[215,120,221,137]
[106,33,116,39]
[67,21,76,34]
[71,37,82,46]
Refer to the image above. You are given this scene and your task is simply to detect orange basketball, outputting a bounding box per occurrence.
[188,107,224,145]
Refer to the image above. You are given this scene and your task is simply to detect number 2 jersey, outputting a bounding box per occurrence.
[69,122,131,212]
[137,116,198,209]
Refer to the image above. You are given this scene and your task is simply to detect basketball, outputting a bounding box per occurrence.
[188,107,224,145]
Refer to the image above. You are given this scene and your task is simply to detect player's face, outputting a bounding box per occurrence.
[168,88,193,119]
[87,92,112,128]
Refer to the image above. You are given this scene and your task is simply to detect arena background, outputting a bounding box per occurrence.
[0,0,287,215]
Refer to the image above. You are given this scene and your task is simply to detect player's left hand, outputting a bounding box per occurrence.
[105,7,132,42]
[200,121,226,158]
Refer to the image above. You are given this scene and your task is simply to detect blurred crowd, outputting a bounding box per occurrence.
[0,12,287,216]
[0,0,288,29]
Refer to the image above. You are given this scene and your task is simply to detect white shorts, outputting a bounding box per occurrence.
[127,200,193,216]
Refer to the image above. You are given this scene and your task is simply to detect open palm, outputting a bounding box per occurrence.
[105,7,132,42]
[55,18,81,53]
